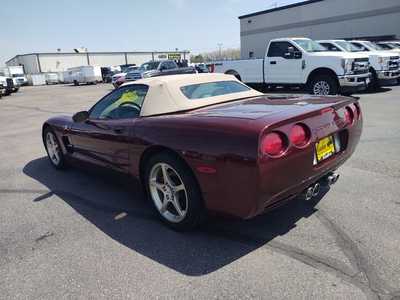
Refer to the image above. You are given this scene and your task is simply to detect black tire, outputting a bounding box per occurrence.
[43,127,66,170]
[308,74,338,95]
[367,69,380,92]
[73,80,79,86]
[144,152,205,231]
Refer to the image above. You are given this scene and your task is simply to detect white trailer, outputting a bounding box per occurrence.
[67,66,102,85]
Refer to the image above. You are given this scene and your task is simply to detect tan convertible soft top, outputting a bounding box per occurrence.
[121,73,263,117]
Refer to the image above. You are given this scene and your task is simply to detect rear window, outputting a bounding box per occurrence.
[180,81,250,99]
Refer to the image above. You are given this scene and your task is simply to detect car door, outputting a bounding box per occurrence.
[265,41,303,83]
[67,84,149,172]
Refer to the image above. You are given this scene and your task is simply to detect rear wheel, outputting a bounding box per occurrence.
[309,75,338,95]
[144,152,205,231]
[43,128,65,169]
[73,80,79,86]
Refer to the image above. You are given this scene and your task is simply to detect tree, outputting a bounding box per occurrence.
[190,54,204,63]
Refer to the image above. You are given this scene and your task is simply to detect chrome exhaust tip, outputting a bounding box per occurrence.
[312,182,320,197]
[326,173,340,186]
[304,186,314,201]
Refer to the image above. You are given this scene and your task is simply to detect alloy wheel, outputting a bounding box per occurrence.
[149,162,188,223]
[46,132,61,166]
[313,81,331,95]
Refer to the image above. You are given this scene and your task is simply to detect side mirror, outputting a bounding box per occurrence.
[159,66,166,71]
[294,51,302,59]
[284,52,294,59]
[72,111,89,123]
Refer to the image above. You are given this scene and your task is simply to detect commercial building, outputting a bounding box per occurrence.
[239,0,400,59]
[5,51,190,74]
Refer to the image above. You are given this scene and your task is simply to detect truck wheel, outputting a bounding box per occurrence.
[309,75,338,95]
[73,80,79,86]
[367,69,379,92]
[144,152,206,231]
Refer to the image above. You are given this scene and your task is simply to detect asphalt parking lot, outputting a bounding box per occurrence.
[1,83,400,300]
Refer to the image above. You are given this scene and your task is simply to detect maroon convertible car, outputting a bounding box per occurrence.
[42,73,362,230]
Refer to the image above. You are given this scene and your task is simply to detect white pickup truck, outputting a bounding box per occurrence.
[210,38,370,95]
[349,41,400,86]
[318,40,400,89]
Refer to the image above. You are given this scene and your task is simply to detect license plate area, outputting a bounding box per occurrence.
[315,135,336,164]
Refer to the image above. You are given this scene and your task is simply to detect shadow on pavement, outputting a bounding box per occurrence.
[23,157,327,276]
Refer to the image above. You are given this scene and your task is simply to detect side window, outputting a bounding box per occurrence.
[166,61,177,69]
[267,42,298,58]
[351,42,367,51]
[321,43,341,51]
[89,85,149,120]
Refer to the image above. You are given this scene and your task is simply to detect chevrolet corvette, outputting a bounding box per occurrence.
[42,73,362,230]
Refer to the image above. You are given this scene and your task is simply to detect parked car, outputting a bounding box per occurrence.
[209,37,370,95]
[349,40,400,86]
[101,67,114,83]
[317,39,399,89]
[42,73,362,230]
[192,63,209,73]
[118,60,196,88]
[111,66,139,88]
[68,66,102,86]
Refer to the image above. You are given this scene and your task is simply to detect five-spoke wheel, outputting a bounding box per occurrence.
[43,128,65,169]
[145,152,205,230]
[149,162,188,223]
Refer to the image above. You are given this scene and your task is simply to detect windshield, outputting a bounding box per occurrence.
[379,43,397,50]
[293,39,326,52]
[363,41,383,51]
[336,41,361,52]
[140,61,160,71]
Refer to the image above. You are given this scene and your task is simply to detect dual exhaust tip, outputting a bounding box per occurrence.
[303,173,340,201]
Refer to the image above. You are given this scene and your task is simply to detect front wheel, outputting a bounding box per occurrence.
[309,75,338,95]
[43,128,66,169]
[144,153,205,231]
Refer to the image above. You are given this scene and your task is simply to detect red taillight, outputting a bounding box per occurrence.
[290,124,310,147]
[354,103,361,120]
[344,106,354,125]
[261,132,287,156]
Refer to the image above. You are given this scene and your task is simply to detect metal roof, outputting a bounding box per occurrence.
[238,0,324,19]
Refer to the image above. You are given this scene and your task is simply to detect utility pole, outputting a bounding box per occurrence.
[217,43,223,60]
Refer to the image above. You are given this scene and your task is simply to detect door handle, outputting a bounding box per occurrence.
[113,127,125,134]
[270,61,277,65]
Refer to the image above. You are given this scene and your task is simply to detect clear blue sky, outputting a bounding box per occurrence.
[1,0,301,66]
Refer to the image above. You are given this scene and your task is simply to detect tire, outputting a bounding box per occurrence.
[73,80,79,86]
[367,69,380,92]
[308,74,338,95]
[43,127,66,170]
[144,152,205,231]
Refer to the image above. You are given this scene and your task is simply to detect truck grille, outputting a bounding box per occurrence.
[352,60,369,74]
[354,57,369,63]
[6,78,14,88]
